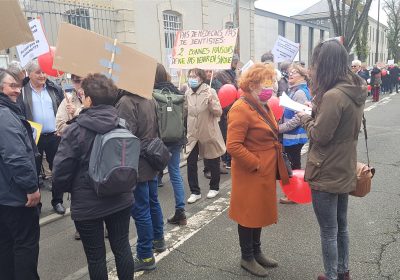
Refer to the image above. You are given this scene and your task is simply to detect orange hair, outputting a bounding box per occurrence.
[239,63,276,92]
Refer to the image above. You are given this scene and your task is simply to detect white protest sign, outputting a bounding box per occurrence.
[279,92,312,115]
[388,59,395,65]
[271,36,299,63]
[241,60,254,73]
[170,28,238,70]
[16,19,49,67]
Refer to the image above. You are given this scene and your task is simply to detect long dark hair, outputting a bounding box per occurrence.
[311,39,363,107]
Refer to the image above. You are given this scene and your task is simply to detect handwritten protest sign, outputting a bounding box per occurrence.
[271,36,299,63]
[0,0,34,51]
[16,19,50,67]
[54,23,157,100]
[170,28,238,70]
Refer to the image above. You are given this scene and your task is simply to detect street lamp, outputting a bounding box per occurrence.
[375,0,381,63]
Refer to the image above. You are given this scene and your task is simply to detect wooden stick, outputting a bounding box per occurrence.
[209,70,214,86]
[178,69,183,89]
[109,38,118,77]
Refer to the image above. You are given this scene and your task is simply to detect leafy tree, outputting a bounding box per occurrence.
[327,0,373,51]
[355,19,369,61]
[384,0,400,62]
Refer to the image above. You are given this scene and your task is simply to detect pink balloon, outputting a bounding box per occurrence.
[218,84,239,109]
[38,46,64,77]
[279,169,312,204]
[267,96,284,120]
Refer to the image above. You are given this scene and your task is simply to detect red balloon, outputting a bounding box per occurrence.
[367,85,372,91]
[381,69,387,76]
[38,46,64,77]
[279,169,312,204]
[218,84,239,109]
[267,96,284,120]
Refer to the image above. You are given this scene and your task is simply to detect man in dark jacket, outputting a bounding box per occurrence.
[19,59,66,214]
[389,64,399,93]
[115,90,165,272]
[0,69,41,280]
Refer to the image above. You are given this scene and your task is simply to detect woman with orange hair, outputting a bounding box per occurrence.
[227,63,289,277]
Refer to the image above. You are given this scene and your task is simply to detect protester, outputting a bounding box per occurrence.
[115,85,165,272]
[55,74,84,135]
[370,67,382,102]
[19,59,66,215]
[0,69,41,280]
[381,67,390,94]
[360,63,370,83]
[279,64,311,204]
[297,39,367,280]
[277,61,290,97]
[185,68,226,204]
[7,60,26,82]
[390,64,399,93]
[227,63,289,277]
[52,74,134,280]
[154,63,187,226]
[350,59,361,74]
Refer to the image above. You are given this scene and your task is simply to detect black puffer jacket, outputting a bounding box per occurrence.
[52,105,134,221]
[0,93,38,207]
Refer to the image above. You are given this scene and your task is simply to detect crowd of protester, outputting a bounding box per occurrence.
[1,37,388,280]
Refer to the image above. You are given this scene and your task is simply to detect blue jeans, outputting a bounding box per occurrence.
[312,190,349,280]
[132,178,164,259]
[167,145,185,210]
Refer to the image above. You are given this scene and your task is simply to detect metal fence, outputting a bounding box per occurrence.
[19,0,117,46]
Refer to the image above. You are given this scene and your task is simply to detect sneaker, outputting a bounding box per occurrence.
[206,190,219,199]
[187,194,201,204]
[225,162,231,169]
[153,238,167,253]
[279,197,296,204]
[133,255,156,272]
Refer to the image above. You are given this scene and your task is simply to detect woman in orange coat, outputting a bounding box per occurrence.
[227,63,289,277]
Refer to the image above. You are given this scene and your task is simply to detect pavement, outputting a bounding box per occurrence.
[36,92,400,280]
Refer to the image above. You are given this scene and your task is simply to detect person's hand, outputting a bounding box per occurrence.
[26,189,41,207]
[66,103,76,115]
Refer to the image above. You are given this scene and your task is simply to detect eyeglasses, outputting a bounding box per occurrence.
[3,82,22,89]
[289,71,300,76]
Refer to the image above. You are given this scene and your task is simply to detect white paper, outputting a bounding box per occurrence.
[271,36,299,63]
[16,19,50,67]
[241,60,254,73]
[279,92,312,115]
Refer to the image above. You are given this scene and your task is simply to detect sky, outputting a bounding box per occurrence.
[254,0,388,26]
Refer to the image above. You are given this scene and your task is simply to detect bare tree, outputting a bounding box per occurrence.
[384,0,400,62]
[327,0,373,51]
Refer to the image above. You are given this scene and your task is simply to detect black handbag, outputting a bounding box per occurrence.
[141,138,171,172]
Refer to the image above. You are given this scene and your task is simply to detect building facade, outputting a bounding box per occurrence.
[292,0,389,66]
[255,9,330,67]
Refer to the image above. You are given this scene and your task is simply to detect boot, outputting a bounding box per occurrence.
[167,209,187,225]
[254,252,278,268]
[338,271,351,280]
[240,258,268,277]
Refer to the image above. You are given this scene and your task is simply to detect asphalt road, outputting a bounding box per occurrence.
[37,92,400,280]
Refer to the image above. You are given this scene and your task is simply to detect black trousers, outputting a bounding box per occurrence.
[284,143,304,170]
[74,207,134,280]
[36,133,63,206]
[187,143,220,195]
[0,205,40,280]
[238,224,262,260]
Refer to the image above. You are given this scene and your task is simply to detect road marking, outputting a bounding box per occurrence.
[108,185,231,279]
[364,96,393,112]
[39,208,71,227]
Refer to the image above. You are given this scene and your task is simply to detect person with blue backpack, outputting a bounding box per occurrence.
[278,64,312,204]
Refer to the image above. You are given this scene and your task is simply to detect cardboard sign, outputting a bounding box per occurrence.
[271,36,300,64]
[53,23,157,99]
[0,0,34,50]
[170,28,238,70]
[16,19,50,67]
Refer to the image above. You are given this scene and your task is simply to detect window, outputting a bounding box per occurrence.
[320,29,325,41]
[278,20,286,37]
[295,24,301,43]
[64,8,90,30]
[225,21,234,29]
[163,11,182,49]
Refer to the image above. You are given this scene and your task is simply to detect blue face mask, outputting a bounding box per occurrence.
[188,78,200,88]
